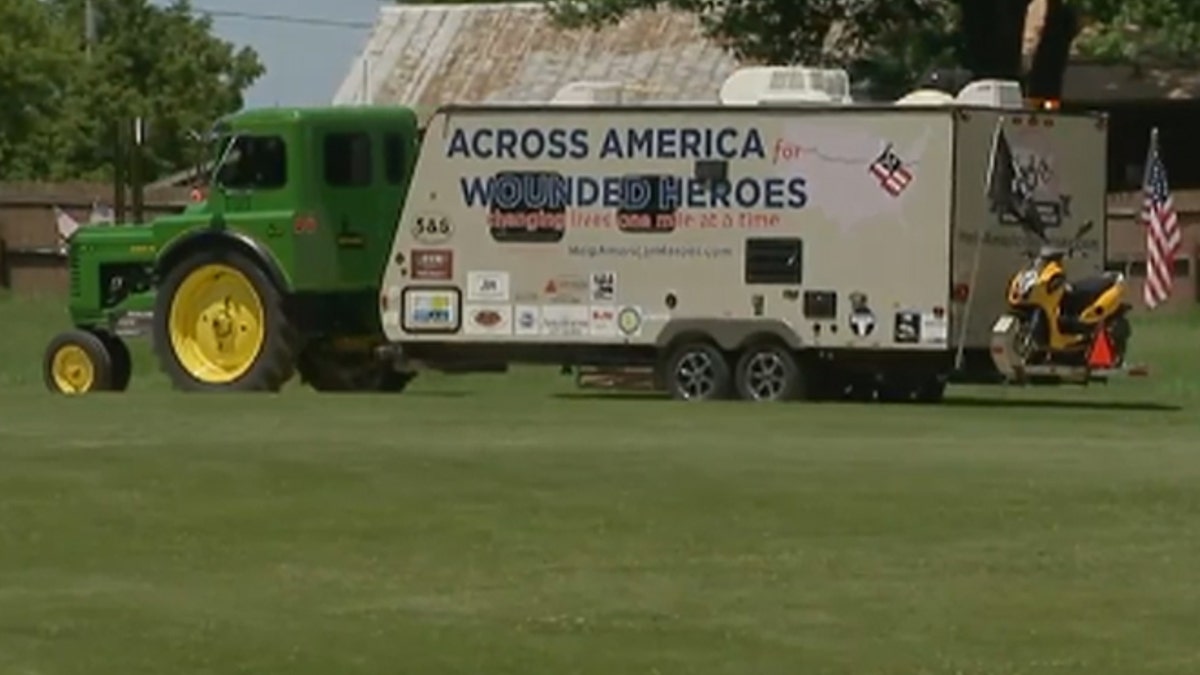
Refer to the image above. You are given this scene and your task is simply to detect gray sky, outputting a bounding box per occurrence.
[154,0,386,108]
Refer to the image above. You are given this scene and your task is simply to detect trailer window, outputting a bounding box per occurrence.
[617,174,677,233]
[384,133,405,184]
[488,170,566,243]
[214,135,287,190]
[745,237,803,284]
[324,132,372,187]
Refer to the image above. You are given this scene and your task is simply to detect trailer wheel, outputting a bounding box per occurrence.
[44,329,116,394]
[734,343,806,401]
[153,248,298,391]
[97,331,133,391]
[663,341,732,401]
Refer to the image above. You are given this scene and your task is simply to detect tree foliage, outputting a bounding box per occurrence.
[544,0,1200,99]
[0,0,263,182]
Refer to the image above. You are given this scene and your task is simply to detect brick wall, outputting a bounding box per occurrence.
[0,182,188,295]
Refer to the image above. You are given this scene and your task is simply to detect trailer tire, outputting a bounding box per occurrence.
[44,329,116,394]
[663,340,732,401]
[153,248,299,392]
[734,342,806,401]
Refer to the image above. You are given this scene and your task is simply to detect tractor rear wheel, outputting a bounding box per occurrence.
[153,248,299,392]
[44,329,116,394]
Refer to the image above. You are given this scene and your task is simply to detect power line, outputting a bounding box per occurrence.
[191,8,375,30]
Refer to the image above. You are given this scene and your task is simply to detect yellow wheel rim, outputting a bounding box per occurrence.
[51,344,96,393]
[168,263,266,384]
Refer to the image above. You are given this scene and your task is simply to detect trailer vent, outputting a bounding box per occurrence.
[745,237,803,284]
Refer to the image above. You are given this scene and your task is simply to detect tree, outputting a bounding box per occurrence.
[0,0,264,182]
[544,0,1200,100]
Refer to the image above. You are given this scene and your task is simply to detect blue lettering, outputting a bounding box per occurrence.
[460,176,491,206]
[450,126,768,160]
[787,177,807,208]
[446,127,590,159]
[660,176,681,210]
[461,174,808,210]
[577,177,600,206]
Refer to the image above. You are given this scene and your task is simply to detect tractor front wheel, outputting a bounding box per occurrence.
[153,248,299,392]
[44,329,117,394]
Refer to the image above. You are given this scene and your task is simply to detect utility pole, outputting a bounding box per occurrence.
[84,0,96,61]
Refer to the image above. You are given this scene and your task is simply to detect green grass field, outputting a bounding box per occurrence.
[2,292,1199,674]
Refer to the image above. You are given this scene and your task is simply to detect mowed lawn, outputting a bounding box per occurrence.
[2,293,1199,674]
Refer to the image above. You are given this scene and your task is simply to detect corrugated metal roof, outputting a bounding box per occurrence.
[332,3,741,107]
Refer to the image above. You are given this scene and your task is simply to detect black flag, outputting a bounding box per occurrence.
[985,118,1048,238]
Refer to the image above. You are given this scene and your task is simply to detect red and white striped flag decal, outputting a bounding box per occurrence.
[1141,127,1181,309]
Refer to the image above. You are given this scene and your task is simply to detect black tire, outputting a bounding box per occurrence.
[152,247,299,392]
[877,377,914,403]
[1108,315,1131,366]
[663,340,732,401]
[734,343,806,401]
[97,331,133,391]
[44,329,115,394]
[298,349,416,393]
[914,376,947,403]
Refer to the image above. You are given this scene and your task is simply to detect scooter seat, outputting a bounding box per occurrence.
[1061,272,1120,317]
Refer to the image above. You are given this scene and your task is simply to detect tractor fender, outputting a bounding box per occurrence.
[155,229,291,293]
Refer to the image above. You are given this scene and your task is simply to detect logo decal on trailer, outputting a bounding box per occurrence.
[868,142,914,197]
[893,311,921,343]
[848,292,875,337]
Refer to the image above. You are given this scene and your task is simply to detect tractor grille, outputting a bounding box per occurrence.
[68,249,81,298]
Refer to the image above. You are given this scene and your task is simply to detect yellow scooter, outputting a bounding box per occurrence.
[999,219,1131,370]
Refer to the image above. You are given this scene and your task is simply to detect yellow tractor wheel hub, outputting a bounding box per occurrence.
[168,263,266,383]
[51,344,96,393]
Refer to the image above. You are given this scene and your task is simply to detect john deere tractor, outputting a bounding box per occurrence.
[44,106,421,394]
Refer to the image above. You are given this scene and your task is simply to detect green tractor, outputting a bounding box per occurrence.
[44,106,420,394]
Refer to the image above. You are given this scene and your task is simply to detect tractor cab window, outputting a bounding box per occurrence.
[213,135,287,190]
[324,132,373,187]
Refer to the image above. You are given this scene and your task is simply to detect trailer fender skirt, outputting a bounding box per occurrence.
[656,319,803,352]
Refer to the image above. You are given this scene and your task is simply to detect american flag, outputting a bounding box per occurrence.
[868,143,913,196]
[1140,128,1180,309]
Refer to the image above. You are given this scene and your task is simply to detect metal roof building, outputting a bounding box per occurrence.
[331,3,739,107]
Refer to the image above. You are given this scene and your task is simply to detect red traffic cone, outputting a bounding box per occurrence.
[1086,326,1116,369]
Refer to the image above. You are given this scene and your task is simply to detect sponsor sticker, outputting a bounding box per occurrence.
[893,310,920,343]
[542,275,588,303]
[402,288,459,332]
[921,312,948,344]
[589,305,616,336]
[463,303,513,336]
[411,249,453,280]
[467,270,509,302]
[617,306,642,337]
[514,304,540,336]
[541,304,590,337]
[411,214,453,244]
[590,271,615,302]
